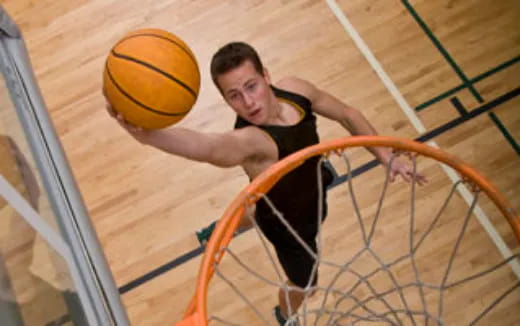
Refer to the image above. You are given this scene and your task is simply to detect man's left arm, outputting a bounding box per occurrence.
[279,77,426,184]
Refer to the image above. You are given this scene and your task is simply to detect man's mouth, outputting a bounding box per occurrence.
[249,108,261,118]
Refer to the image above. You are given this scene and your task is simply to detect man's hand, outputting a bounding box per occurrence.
[387,157,428,185]
[106,103,152,144]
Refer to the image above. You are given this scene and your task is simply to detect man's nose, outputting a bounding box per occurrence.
[243,92,254,107]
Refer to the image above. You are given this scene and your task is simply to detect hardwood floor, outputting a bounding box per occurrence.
[1,0,518,324]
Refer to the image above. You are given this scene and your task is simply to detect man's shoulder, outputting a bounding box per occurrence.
[232,125,274,146]
[275,76,317,99]
[231,126,278,163]
[276,76,307,90]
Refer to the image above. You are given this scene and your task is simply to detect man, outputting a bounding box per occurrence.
[107,42,425,325]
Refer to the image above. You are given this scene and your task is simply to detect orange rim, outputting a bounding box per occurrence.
[176,136,519,326]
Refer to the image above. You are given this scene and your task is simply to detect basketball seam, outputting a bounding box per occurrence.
[114,33,198,70]
[105,61,191,117]
[111,49,198,100]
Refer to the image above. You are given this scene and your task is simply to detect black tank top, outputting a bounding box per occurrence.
[235,85,319,160]
[234,86,333,237]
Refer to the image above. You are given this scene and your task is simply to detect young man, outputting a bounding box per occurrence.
[107,42,425,325]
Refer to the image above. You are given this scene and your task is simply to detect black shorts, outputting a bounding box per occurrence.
[275,235,319,288]
[254,160,334,288]
[255,195,328,288]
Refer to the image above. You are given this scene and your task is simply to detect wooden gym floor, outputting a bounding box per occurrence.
[1,0,519,324]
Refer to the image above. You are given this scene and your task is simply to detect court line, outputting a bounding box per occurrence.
[415,88,519,143]
[449,97,468,116]
[489,111,520,156]
[402,0,484,103]
[416,55,520,112]
[326,0,520,281]
[450,94,519,157]
[119,246,204,294]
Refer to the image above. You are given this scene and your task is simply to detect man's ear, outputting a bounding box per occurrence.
[263,68,271,84]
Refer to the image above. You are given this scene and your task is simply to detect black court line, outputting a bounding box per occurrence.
[117,87,520,295]
[450,97,468,117]
[119,246,204,294]
[449,97,518,155]
[416,88,519,143]
[488,112,520,157]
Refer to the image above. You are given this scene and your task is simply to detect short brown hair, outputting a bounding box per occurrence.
[210,42,264,91]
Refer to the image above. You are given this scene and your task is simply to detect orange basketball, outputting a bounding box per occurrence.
[103,28,200,129]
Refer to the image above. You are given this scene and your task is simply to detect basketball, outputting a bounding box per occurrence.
[103,28,200,129]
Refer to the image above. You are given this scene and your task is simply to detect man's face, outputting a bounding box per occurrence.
[216,60,274,125]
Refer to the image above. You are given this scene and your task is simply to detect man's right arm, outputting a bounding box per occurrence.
[134,127,266,168]
[109,106,276,168]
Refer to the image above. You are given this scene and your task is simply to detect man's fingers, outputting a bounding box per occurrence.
[106,103,116,118]
[406,170,428,185]
[389,169,396,183]
[389,161,428,185]
[400,170,412,183]
[105,103,147,136]
[417,173,428,185]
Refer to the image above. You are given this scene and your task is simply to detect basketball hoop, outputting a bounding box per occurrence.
[176,136,519,325]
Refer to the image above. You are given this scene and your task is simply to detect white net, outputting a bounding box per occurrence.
[205,147,520,326]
